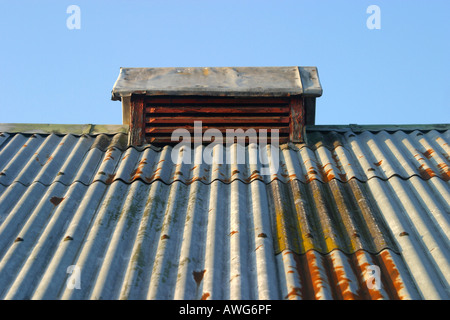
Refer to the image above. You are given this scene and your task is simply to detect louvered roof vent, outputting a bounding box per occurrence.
[111,66,322,146]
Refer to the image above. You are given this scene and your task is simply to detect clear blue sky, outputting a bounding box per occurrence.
[0,0,449,125]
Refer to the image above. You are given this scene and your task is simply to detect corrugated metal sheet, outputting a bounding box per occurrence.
[111,66,323,100]
[0,126,448,300]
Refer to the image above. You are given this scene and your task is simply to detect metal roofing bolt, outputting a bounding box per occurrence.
[367,168,376,172]
[161,234,170,240]
[399,231,409,237]
[0,172,5,176]
[14,237,24,243]
[353,232,361,238]
[64,236,73,241]
[57,171,65,176]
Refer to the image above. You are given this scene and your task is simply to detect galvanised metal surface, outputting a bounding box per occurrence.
[0,125,448,300]
[111,66,323,100]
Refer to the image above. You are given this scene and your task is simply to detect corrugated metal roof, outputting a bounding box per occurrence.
[111,66,323,100]
[0,125,448,300]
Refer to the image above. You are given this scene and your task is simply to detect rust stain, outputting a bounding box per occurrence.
[22,144,28,148]
[374,160,383,166]
[186,176,208,184]
[201,292,210,300]
[323,169,335,183]
[436,163,450,181]
[229,230,238,236]
[193,270,206,286]
[417,164,436,180]
[333,265,357,300]
[254,244,263,251]
[379,250,404,299]
[355,251,383,300]
[289,252,309,299]
[50,196,65,206]
[285,287,302,300]
[130,158,148,180]
[103,150,115,162]
[305,251,325,300]
[122,154,130,161]
[231,169,240,176]
[245,170,262,183]
[422,149,434,159]
[338,173,348,182]
[44,156,53,166]
[105,174,116,185]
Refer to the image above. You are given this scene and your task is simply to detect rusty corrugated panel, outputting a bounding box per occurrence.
[0,179,418,300]
[1,130,448,187]
[0,125,448,300]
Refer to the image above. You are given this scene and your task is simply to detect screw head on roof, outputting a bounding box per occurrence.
[14,237,24,243]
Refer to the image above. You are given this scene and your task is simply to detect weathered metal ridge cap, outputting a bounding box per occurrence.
[111,66,322,100]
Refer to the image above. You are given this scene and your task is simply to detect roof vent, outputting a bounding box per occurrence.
[111,66,322,146]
